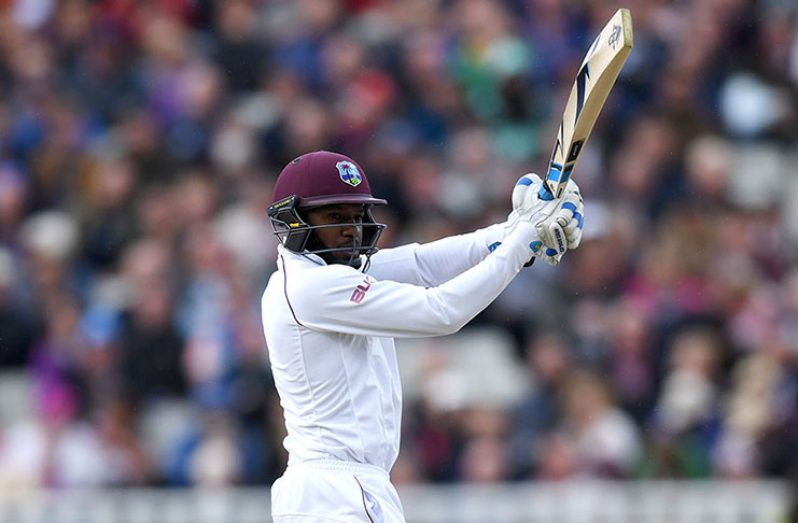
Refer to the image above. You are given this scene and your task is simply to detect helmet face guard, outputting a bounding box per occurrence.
[268,195,386,268]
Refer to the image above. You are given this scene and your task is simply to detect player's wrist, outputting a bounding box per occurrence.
[510,221,548,266]
[506,221,542,250]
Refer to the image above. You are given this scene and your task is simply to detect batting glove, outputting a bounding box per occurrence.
[507,173,585,266]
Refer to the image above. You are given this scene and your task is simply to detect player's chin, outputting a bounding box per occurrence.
[329,249,362,268]
[332,246,360,260]
[336,242,361,253]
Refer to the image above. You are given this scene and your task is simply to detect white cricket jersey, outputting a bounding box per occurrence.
[261,222,539,473]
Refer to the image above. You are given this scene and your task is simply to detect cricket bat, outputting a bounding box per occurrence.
[540,8,634,201]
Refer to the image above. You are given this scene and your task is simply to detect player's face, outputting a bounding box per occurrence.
[304,204,365,261]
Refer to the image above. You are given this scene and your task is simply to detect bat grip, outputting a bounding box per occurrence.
[538,163,561,201]
[538,182,555,201]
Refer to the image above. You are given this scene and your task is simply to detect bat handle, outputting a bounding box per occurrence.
[538,183,555,201]
[538,164,559,201]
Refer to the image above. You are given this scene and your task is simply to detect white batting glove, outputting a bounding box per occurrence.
[535,179,584,265]
[503,173,561,265]
[507,173,585,266]
[507,173,555,226]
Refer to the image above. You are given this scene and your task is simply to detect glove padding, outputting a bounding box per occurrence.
[508,173,584,266]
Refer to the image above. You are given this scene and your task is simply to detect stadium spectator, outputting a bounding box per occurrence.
[0,0,795,492]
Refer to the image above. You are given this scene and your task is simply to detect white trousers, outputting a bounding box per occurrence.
[271,460,406,523]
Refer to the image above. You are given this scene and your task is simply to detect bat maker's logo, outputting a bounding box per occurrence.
[609,24,621,49]
[337,161,363,187]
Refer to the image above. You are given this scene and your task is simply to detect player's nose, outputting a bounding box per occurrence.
[340,223,361,240]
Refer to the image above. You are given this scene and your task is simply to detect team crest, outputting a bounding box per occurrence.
[336,161,362,187]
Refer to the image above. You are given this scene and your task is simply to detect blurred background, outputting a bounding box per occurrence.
[0,0,796,521]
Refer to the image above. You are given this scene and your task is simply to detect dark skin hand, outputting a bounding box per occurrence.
[304,204,365,263]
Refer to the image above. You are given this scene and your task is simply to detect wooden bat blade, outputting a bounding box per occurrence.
[543,8,633,200]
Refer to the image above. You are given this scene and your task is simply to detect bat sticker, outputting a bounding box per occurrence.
[567,140,584,163]
[609,24,622,50]
[574,64,590,124]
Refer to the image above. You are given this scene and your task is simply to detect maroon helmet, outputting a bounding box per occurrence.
[268,151,387,268]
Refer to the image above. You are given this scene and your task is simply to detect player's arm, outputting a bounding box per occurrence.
[365,223,505,286]
[288,222,542,338]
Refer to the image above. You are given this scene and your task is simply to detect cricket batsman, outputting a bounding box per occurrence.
[261,151,584,522]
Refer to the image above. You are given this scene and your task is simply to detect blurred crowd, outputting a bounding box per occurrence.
[0,0,797,490]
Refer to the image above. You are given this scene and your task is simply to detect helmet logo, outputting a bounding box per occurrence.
[336,161,362,187]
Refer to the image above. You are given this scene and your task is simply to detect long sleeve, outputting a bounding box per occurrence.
[285,222,537,338]
[366,223,505,286]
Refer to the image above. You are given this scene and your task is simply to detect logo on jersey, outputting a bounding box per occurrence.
[337,161,362,187]
[350,276,374,304]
